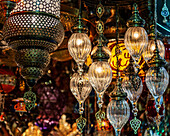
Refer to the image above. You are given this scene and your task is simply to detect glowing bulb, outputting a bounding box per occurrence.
[134,32,139,38]
[96,67,103,73]
[76,39,83,46]
[151,44,155,51]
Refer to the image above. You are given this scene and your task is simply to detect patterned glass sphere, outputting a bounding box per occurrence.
[124,27,148,62]
[146,67,169,98]
[88,61,112,94]
[107,99,130,135]
[143,39,165,62]
[68,33,92,66]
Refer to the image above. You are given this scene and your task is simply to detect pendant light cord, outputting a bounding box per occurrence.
[79,0,82,19]
[154,0,158,49]
[78,0,82,33]
[115,4,120,80]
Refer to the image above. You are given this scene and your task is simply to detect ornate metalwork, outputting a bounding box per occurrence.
[15,49,50,69]
[3,13,64,52]
[96,21,104,34]
[23,88,36,111]
[96,2,104,34]
[3,0,65,87]
[92,46,110,61]
[148,24,156,39]
[96,3,105,18]
[148,46,167,68]
[71,17,88,33]
[148,114,164,131]
[109,83,127,101]
[21,67,43,87]
[95,109,105,127]
[127,3,145,27]
[130,117,141,134]
[161,0,169,23]
[123,57,142,92]
[91,1,110,62]
[76,115,87,133]
[70,0,88,34]
[109,4,127,101]
[12,0,60,17]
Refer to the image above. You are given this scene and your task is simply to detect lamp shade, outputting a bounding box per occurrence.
[88,61,112,94]
[124,27,148,62]
[143,39,165,62]
[3,0,65,86]
[68,33,92,67]
[146,67,169,98]
[122,75,143,104]
[3,0,64,52]
[107,99,130,136]
[70,73,92,103]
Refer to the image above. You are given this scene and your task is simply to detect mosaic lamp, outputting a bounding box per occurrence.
[3,0,65,87]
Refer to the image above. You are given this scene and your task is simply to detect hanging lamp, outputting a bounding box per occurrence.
[107,92,130,136]
[3,0,65,110]
[88,0,112,125]
[70,72,92,133]
[122,57,143,134]
[68,0,92,133]
[124,3,148,64]
[107,5,130,136]
[3,0,64,87]
[143,25,165,62]
[68,0,92,74]
[145,0,169,130]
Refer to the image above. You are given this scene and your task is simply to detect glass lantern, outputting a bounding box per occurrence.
[107,99,130,136]
[88,38,112,123]
[143,39,165,62]
[125,27,148,63]
[3,0,65,87]
[146,66,169,112]
[88,61,112,108]
[124,3,148,63]
[70,72,92,114]
[122,58,143,116]
[121,58,143,134]
[68,33,92,73]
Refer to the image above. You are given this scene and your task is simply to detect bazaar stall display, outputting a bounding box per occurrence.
[0,0,169,136]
